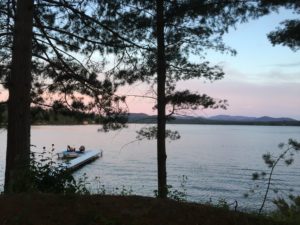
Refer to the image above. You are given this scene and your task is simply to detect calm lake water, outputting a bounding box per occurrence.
[0,124,299,211]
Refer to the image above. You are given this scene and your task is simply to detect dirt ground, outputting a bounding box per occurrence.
[0,194,283,225]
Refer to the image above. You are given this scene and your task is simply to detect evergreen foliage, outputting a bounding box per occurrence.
[0,0,128,121]
[0,0,131,192]
[260,0,300,51]
[246,139,300,215]
[96,0,277,198]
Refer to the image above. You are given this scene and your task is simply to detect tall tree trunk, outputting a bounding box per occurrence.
[156,0,167,198]
[4,0,34,193]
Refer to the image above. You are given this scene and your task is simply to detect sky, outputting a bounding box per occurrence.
[125,9,300,120]
[1,8,298,120]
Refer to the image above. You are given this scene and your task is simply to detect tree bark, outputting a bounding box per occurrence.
[4,0,34,193]
[156,0,167,198]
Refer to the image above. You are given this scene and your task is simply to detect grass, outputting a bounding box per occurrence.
[0,194,287,225]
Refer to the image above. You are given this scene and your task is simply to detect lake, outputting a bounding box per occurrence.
[0,124,299,211]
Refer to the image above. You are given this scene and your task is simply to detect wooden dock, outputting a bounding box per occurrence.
[60,150,102,171]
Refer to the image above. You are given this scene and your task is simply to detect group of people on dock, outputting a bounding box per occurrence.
[67,145,85,153]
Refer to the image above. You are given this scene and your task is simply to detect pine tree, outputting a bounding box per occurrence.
[97,0,273,198]
[0,0,129,192]
[4,0,34,193]
[260,0,300,51]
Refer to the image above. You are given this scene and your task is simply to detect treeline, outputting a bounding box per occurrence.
[30,106,101,125]
[127,114,300,126]
[2,105,299,126]
[0,105,103,125]
[169,118,300,126]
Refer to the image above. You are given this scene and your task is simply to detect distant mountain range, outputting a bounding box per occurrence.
[207,115,297,122]
[127,113,299,126]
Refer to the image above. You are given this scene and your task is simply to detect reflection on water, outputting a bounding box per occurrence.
[0,124,299,211]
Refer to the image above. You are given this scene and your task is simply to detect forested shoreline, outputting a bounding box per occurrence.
[1,105,299,126]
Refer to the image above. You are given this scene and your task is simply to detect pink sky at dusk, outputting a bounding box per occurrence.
[122,10,300,120]
[0,9,299,120]
[121,76,300,120]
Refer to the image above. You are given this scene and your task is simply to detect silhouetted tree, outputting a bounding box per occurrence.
[100,0,271,198]
[4,0,34,193]
[260,0,300,51]
[0,0,130,192]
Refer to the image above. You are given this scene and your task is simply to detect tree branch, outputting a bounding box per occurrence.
[45,0,152,51]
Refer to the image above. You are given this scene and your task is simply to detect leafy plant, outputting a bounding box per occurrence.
[272,195,300,224]
[246,139,300,214]
[93,176,106,195]
[114,185,134,196]
[11,145,90,194]
[91,176,134,196]
[216,198,230,210]
[154,175,188,202]
[205,197,238,211]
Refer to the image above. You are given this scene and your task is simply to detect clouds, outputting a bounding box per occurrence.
[175,70,300,119]
[272,61,300,68]
[122,64,300,120]
[223,66,300,84]
[120,10,300,120]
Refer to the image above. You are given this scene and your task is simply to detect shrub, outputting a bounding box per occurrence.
[12,145,90,194]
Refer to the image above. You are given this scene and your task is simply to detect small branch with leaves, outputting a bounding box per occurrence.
[248,139,300,214]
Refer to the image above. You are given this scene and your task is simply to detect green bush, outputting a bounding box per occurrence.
[272,195,300,225]
[13,145,90,194]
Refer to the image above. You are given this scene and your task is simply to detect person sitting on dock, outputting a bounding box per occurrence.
[67,145,76,152]
[79,145,85,153]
